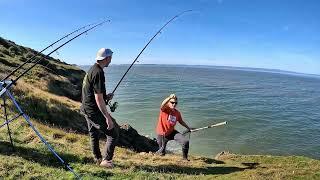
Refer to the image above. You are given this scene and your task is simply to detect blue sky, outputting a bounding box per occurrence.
[1,0,319,75]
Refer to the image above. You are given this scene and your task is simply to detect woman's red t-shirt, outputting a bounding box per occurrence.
[156,109,183,136]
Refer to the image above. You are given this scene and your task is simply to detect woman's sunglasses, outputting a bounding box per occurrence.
[169,101,178,105]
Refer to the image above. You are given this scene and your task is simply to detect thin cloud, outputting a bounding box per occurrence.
[282,25,289,31]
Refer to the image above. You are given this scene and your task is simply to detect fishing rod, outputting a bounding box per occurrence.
[183,121,227,135]
[0,19,110,97]
[1,21,100,82]
[107,10,192,112]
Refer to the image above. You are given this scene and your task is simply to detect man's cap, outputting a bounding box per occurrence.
[95,48,113,61]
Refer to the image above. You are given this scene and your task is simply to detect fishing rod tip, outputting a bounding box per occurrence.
[100,18,111,23]
[182,9,193,13]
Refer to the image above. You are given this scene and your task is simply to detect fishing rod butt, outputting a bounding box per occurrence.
[215,121,227,126]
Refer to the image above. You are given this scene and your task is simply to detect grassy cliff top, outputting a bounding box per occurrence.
[1,120,320,179]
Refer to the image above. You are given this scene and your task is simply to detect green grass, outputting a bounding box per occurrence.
[1,120,320,179]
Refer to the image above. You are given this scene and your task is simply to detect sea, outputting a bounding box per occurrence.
[82,64,320,159]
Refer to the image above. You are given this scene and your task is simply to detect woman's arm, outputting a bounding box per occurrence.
[180,120,191,130]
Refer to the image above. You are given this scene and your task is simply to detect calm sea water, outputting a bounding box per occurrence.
[82,64,320,159]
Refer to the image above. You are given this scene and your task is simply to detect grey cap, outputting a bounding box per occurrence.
[95,48,113,61]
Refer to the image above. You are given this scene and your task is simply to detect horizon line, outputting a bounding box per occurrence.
[76,63,320,77]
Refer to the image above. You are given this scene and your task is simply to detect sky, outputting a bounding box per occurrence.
[1,0,319,75]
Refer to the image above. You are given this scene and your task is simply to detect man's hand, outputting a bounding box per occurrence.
[106,93,114,101]
[106,118,114,130]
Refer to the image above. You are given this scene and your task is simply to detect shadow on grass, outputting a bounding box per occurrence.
[47,79,82,102]
[12,87,87,134]
[199,157,225,164]
[241,162,260,169]
[120,162,256,175]
[0,141,113,178]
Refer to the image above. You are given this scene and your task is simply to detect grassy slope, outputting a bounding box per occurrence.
[1,37,320,179]
[0,36,87,133]
[0,36,85,102]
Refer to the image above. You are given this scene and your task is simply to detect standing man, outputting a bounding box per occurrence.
[81,48,119,168]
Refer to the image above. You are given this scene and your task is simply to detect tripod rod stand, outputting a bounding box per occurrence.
[0,80,80,178]
[1,88,14,150]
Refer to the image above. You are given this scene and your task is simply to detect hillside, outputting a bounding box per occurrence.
[0,36,87,132]
[1,37,320,179]
[0,37,85,101]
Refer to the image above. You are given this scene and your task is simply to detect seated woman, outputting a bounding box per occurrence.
[156,94,192,160]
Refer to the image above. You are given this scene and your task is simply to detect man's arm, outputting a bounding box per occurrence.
[95,93,114,130]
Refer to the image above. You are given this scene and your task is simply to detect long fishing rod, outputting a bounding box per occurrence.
[1,19,110,179]
[107,10,192,111]
[183,121,227,135]
[0,19,110,97]
[1,21,100,82]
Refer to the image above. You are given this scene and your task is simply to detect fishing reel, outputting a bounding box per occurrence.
[108,101,118,112]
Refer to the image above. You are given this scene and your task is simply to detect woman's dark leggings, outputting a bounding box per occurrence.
[156,130,189,159]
